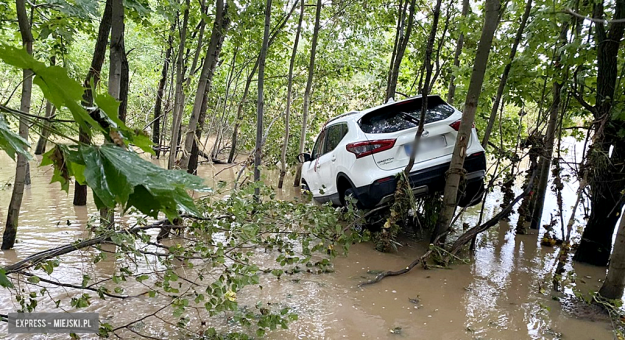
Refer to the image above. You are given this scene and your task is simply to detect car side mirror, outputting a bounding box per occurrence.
[297,153,311,163]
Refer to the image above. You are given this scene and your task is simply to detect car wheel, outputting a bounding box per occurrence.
[458,179,485,208]
[343,187,363,209]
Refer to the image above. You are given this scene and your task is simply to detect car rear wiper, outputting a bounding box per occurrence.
[399,112,420,124]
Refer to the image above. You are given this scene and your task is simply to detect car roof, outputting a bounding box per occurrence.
[323,95,443,127]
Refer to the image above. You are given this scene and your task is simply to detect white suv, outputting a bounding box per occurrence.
[297,95,486,209]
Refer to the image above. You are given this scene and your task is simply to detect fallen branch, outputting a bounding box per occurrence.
[448,169,538,257]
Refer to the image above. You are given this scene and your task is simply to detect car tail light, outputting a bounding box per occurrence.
[346,139,396,159]
[449,120,475,131]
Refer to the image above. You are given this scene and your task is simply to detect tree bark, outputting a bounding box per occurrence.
[573,0,625,266]
[293,0,322,187]
[34,56,57,155]
[404,0,441,175]
[227,1,299,164]
[254,0,272,197]
[386,0,412,102]
[152,26,175,158]
[446,0,469,105]
[278,0,304,189]
[598,213,625,299]
[481,0,532,148]
[529,22,569,230]
[168,1,190,170]
[433,0,502,242]
[179,0,229,170]
[2,0,34,250]
[73,0,113,207]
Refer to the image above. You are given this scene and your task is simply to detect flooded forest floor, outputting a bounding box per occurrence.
[0,150,617,340]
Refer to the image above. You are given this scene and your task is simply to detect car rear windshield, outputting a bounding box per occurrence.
[358,96,455,134]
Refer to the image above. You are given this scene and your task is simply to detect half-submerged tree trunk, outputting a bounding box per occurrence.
[278,0,304,189]
[385,0,416,102]
[254,0,272,197]
[446,0,469,105]
[74,0,113,206]
[573,0,625,266]
[180,0,229,171]
[293,0,322,187]
[599,214,625,299]
[99,0,125,229]
[168,0,190,170]
[528,22,569,231]
[433,0,502,243]
[2,0,33,250]
[481,0,532,148]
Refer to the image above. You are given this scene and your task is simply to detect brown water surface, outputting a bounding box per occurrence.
[0,147,615,339]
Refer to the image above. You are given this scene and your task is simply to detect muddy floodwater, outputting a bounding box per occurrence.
[0,145,617,339]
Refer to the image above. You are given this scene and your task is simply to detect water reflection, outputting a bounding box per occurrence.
[0,146,615,339]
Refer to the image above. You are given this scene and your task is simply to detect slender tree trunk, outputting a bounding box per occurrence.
[529,26,568,231]
[118,35,129,123]
[227,1,299,164]
[73,0,113,207]
[2,0,33,250]
[387,0,416,102]
[99,0,125,229]
[599,212,625,299]
[254,0,272,197]
[404,0,442,175]
[187,90,209,174]
[293,0,322,187]
[152,27,175,158]
[574,0,625,266]
[447,0,469,105]
[35,56,56,155]
[180,0,229,170]
[433,0,502,242]
[168,2,190,170]
[481,0,533,148]
[386,0,409,102]
[278,0,304,189]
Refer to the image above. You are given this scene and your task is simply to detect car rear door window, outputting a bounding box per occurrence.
[311,130,326,160]
[324,123,348,154]
[359,96,455,134]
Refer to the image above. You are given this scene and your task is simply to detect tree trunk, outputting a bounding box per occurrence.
[152,27,175,158]
[35,56,57,155]
[73,0,113,207]
[598,212,625,299]
[481,0,533,148]
[2,0,33,250]
[385,0,409,102]
[573,0,625,266]
[528,21,569,231]
[254,0,272,197]
[227,1,299,164]
[387,0,416,102]
[446,0,469,105]
[100,0,125,229]
[278,0,304,189]
[168,1,190,170]
[433,0,502,242]
[179,0,229,170]
[293,0,322,187]
[404,0,442,175]
[187,90,209,174]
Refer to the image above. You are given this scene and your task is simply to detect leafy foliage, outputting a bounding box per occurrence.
[0,114,31,161]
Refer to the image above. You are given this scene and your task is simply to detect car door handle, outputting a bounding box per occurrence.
[331,155,336,162]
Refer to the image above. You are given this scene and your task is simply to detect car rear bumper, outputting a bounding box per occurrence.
[352,152,487,208]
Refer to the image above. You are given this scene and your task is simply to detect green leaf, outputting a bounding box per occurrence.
[0,269,14,288]
[0,115,31,161]
[78,144,207,219]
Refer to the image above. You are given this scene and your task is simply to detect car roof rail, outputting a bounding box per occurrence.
[324,110,360,126]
